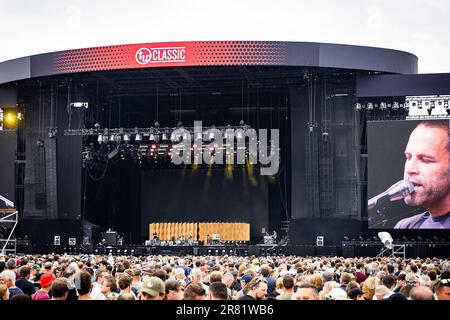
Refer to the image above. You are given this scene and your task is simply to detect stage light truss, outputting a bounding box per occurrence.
[64,124,252,142]
[356,95,450,119]
[355,101,406,111]
[405,95,450,118]
[65,124,277,168]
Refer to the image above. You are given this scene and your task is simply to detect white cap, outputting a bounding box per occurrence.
[326,288,348,300]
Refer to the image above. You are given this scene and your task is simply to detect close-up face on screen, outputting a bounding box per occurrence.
[368,119,450,229]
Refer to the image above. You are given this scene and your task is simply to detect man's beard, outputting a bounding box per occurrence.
[405,176,450,208]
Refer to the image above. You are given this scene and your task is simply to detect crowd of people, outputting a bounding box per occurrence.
[0,253,449,301]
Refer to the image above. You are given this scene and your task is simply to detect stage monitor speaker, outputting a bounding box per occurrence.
[316,236,324,247]
[105,231,117,245]
[83,236,90,245]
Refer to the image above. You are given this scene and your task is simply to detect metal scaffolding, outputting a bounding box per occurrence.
[1,209,18,255]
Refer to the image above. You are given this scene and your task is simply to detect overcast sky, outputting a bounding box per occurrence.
[1,0,449,73]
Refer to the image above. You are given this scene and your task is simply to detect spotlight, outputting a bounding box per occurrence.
[135,134,142,141]
[378,232,393,249]
[149,133,156,141]
[392,102,399,110]
[366,103,373,111]
[97,135,103,143]
[407,100,429,116]
[355,103,362,111]
[4,112,17,126]
[431,100,448,116]
[379,102,387,110]
[123,134,130,142]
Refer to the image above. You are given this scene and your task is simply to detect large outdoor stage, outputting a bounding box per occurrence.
[1,40,449,255]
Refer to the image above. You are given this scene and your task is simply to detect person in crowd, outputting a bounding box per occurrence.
[207,282,228,300]
[51,278,69,300]
[32,273,55,300]
[131,268,143,291]
[0,284,10,300]
[348,288,366,300]
[118,273,136,298]
[15,266,36,296]
[294,283,320,300]
[222,272,235,299]
[183,282,206,300]
[0,270,23,298]
[409,285,435,300]
[237,277,267,300]
[137,276,165,300]
[77,271,93,300]
[165,279,183,300]
[118,293,135,300]
[91,269,108,300]
[276,275,295,300]
[434,278,450,300]
[101,275,119,300]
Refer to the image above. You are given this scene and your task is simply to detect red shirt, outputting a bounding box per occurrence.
[32,290,50,300]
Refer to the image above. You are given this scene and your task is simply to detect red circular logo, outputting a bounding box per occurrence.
[135,48,151,65]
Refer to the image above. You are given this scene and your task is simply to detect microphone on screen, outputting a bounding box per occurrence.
[368,180,414,210]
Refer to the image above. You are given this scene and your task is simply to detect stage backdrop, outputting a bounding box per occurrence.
[140,168,268,239]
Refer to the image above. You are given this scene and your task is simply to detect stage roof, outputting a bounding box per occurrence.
[0,41,417,85]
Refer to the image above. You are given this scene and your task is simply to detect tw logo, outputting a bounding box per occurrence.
[135,48,152,65]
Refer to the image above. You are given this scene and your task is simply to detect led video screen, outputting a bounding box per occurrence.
[368,119,450,229]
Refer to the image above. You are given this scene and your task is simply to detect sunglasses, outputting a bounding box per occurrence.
[253,278,268,288]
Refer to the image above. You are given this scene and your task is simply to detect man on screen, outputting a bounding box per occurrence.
[395,120,450,229]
